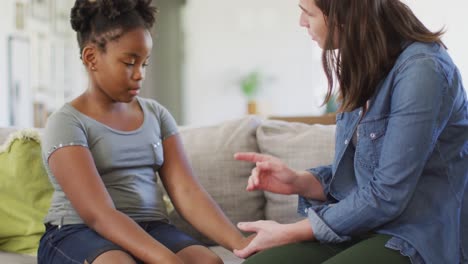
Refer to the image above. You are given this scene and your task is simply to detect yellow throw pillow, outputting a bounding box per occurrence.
[0,129,53,255]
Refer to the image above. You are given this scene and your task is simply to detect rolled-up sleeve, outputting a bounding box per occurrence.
[297,165,351,242]
[297,165,332,216]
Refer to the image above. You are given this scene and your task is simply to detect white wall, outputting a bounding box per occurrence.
[0,0,85,128]
[404,0,468,89]
[0,1,15,126]
[182,0,327,126]
[182,0,468,126]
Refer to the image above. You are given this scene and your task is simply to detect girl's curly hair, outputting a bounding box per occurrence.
[70,0,157,56]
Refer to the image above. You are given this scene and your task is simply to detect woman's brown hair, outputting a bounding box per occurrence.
[315,0,445,112]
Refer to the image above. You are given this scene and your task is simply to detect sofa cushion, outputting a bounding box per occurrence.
[256,120,336,224]
[209,246,242,264]
[0,251,36,264]
[166,116,266,245]
[0,129,53,255]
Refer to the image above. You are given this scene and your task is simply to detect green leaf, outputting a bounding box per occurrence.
[240,71,261,99]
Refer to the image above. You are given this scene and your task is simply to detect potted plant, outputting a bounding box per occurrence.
[239,71,262,114]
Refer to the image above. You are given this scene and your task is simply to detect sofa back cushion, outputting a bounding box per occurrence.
[256,120,336,224]
[167,116,266,245]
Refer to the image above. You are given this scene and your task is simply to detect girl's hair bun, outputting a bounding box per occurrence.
[70,0,156,32]
[135,0,157,28]
[70,0,99,33]
[70,0,157,55]
[98,0,137,20]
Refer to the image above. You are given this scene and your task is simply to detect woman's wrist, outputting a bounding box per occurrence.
[284,220,314,244]
[293,170,314,196]
[294,170,326,201]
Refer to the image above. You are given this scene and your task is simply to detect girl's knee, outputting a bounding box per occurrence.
[177,245,223,264]
[91,250,136,264]
[204,252,223,264]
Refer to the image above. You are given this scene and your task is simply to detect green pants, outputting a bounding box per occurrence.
[242,234,411,264]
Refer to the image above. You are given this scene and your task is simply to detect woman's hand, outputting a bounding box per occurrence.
[234,152,299,195]
[235,152,327,200]
[233,220,289,258]
[233,220,314,259]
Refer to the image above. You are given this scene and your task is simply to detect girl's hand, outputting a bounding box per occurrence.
[233,220,295,259]
[234,152,299,194]
[232,233,256,252]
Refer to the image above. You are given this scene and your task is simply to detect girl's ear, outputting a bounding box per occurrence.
[82,45,98,71]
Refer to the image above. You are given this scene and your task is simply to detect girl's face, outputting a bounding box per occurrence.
[299,0,328,49]
[91,27,153,103]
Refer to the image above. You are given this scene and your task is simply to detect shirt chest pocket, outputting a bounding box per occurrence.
[152,140,164,168]
[355,118,388,169]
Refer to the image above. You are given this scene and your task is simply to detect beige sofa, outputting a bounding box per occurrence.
[0,115,336,264]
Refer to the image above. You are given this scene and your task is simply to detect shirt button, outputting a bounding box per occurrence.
[304,208,308,214]
[344,139,349,145]
[358,110,363,116]
[370,133,376,139]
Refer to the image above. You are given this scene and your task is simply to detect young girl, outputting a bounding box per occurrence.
[37,1,249,263]
[234,0,468,263]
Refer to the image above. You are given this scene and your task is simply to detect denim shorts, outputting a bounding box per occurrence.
[37,221,204,264]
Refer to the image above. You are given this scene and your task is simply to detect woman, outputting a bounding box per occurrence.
[234,0,468,263]
[37,1,249,263]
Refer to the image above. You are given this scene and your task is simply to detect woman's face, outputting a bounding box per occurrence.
[299,0,328,49]
[91,27,153,103]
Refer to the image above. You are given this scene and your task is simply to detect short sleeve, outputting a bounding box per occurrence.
[152,101,179,140]
[41,108,89,162]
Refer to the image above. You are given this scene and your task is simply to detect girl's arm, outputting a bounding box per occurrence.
[159,135,251,251]
[48,146,182,264]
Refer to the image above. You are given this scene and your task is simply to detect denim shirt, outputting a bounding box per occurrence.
[298,42,468,264]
